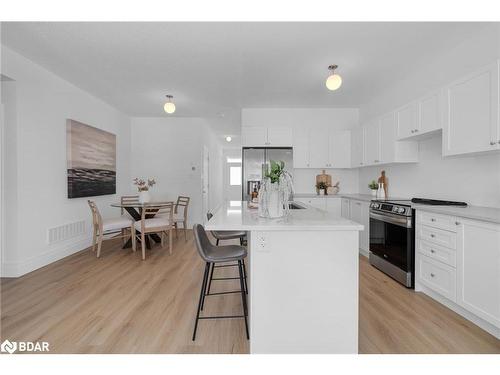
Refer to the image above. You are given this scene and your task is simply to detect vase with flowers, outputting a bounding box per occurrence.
[133,177,156,203]
[258,160,294,219]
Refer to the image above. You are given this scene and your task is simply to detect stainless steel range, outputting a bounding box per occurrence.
[369,200,415,288]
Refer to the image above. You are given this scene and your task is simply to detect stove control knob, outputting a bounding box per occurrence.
[398,207,406,214]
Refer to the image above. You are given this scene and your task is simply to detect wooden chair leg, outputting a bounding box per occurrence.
[183,221,187,242]
[131,226,136,252]
[175,223,178,239]
[141,231,146,260]
[121,228,126,245]
[169,228,173,255]
[92,228,97,252]
[96,233,103,258]
[161,231,165,247]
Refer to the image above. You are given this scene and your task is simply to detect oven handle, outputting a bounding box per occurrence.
[370,210,412,228]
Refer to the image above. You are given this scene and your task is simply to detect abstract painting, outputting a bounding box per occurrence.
[67,119,116,198]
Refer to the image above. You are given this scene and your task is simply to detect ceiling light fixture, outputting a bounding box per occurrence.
[225,136,232,142]
[164,95,176,114]
[326,64,342,91]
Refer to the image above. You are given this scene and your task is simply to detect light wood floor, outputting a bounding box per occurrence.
[1,230,499,354]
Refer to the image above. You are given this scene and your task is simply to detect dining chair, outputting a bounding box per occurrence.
[88,200,136,258]
[134,202,174,260]
[173,196,190,241]
[120,195,139,243]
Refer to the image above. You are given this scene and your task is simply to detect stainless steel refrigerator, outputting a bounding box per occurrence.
[242,147,293,201]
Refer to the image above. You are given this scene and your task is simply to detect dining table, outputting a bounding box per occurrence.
[110,201,174,249]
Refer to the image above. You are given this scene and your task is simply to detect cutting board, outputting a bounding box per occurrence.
[316,170,332,187]
[378,170,388,197]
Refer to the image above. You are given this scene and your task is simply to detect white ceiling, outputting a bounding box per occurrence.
[1,22,486,136]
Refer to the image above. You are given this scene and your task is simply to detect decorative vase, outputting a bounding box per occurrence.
[267,183,284,218]
[139,190,150,204]
[371,189,377,197]
[319,189,325,195]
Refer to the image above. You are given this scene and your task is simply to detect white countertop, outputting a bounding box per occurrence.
[412,203,500,224]
[294,193,343,199]
[205,201,364,231]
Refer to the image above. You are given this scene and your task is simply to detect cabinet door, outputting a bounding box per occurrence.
[359,201,370,252]
[293,128,309,168]
[329,130,351,168]
[396,101,417,140]
[379,112,396,164]
[351,127,365,168]
[418,91,441,134]
[325,198,341,216]
[363,122,381,166]
[268,127,293,147]
[443,61,500,156]
[309,127,330,168]
[242,127,268,147]
[457,219,500,327]
[341,198,350,219]
[349,200,363,224]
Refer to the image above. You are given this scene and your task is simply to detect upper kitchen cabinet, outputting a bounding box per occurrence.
[396,101,418,140]
[363,121,381,165]
[351,127,365,168]
[380,111,419,164]
[295,128,352,169]
[443,61,500,156]
[397,91,442,140]
[242,126,293,147]
[329,130,351,168]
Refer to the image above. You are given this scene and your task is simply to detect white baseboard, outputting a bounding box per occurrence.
[1,236,92,278]
[359,248,369,258]
[417,283,500,339]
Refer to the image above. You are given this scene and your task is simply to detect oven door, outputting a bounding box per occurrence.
[369,210,412,272]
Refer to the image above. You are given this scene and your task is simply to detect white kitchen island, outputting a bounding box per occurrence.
[205,201,364,354]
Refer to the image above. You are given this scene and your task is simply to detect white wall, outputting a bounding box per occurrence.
[358,24,500,208]
[130,117,223,226]
[242,108,360,194]
[1,46,132,277]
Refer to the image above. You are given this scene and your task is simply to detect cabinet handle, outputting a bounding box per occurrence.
[414,129,419,133]
[455,221,460,225]
[430,234,435,238]
[430,218,436,222]
[430,273,435,278]
[490,141,496,145]
[430,249,435,253]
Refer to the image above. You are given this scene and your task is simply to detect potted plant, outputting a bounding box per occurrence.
[259,160,293,218]
[316,181,328,195]
[133,177,156,203]
[368,180,378,197]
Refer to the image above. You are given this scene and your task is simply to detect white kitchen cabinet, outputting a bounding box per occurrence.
[348,199,370,254]
[329,130,351,168]
[443,61,500,156]
[363,122,381,166]
[379,112,397,163]
[456,218,500,328]
[267,127,293,147]
[350,127,365,168]
[308,127,330,168]
[341,198,350,219]
[242,126,293,147]
[242,127,268,147]
[396,101,418,140]
[417,90,442,135]
[293,127,309,168]
[326,198,342,216]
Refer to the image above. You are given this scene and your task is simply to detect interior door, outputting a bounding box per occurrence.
[202,146,210,218]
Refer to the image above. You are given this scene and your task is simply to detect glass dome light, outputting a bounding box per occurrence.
[164,95,176,114]
[325,65,342,91]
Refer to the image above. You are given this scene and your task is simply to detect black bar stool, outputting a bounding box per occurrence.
[192,224,249,341]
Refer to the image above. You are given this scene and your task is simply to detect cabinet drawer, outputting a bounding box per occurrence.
[418,225,457,249]
[418,211,458,232]
[418,239,456,268]
[419,255,457,302]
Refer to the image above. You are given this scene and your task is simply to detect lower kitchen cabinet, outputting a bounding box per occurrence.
[345,199,370,255]
[341,198,350,219]
[416,210,500,337]
[294,197,342,216]
[456,218,500,328]
[294,197,326,210]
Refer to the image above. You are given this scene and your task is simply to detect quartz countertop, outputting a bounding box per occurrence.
[205,201,364,231]
[294,193,343,199]
[412,203,500,224]
[339,194,375,202]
